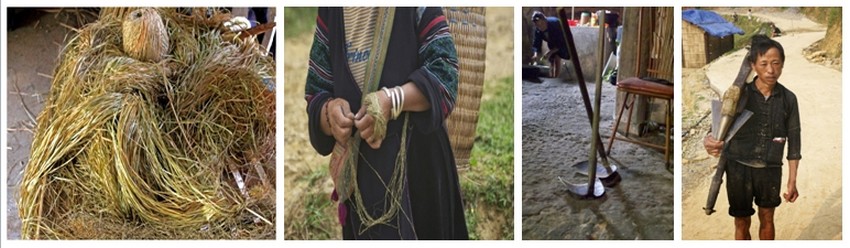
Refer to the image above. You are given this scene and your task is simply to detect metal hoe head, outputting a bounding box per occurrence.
[559,176,605,198]
[573,160,618,178]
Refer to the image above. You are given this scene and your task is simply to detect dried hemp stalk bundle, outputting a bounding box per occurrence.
[18,7,276,239]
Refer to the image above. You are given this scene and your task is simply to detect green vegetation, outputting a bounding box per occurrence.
[462,76,515,239]
[284,7,318,38]
[802,7,841,27]
[722,14,773,51]
[289,165,337,240]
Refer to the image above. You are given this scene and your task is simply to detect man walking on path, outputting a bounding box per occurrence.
[703,35,801,240]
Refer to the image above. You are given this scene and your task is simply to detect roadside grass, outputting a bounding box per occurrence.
[461,76,515,240]
[722,14,773,51]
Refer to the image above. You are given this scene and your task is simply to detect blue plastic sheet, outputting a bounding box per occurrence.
[682,9,744,38]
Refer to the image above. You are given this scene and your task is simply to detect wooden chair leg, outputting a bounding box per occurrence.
[664,99,673,172]
[624,95,636,139]
[607,92,630,156]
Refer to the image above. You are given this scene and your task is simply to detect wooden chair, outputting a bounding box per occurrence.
[607,77,673,171]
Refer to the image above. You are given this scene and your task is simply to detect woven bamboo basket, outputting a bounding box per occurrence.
[443,7,487,169]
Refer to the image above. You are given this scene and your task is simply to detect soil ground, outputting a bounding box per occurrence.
[521,76,674,239]
[5,11,73,239]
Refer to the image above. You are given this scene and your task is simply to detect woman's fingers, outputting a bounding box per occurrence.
[331,118,350,144]
[328,99,355,143]
[325,98,385,151]
[353,112,384,149]
[354,105,367,120]
[332,100,355,128]
[354,112,374,130]
[367,137,382,149]
[360,126,373,141]
[335,125,352,144]
[361,126,382,149]
[336,99,355,120]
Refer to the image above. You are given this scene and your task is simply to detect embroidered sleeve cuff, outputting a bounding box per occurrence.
[308,92,335,155]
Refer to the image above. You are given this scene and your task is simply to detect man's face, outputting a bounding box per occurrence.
[752,47,783,86]
[534,19,548,32]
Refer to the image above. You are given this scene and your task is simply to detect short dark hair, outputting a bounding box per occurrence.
[531,11,545,22]
[748,34,785,64]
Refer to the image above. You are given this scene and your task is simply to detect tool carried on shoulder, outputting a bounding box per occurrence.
[704,53,752,215]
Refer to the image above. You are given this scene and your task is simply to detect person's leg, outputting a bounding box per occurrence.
[734,216,752,240]
[753,167,782,240]
[552,55,561,78]
[547,55,556,78]
[757,207,776,240]
[726,160,756,239]
[548,54,561,78]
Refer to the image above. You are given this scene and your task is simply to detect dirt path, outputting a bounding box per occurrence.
[736,10,823,33]
[681,10,842,240]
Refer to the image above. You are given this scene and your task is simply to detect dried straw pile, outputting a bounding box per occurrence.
[18,8,276,239]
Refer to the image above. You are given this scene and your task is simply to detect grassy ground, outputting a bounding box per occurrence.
[288,165,335,240]
[461,76,514,240]
[282,8,335,239]
[283,7,317,38]
[283,7,514,240]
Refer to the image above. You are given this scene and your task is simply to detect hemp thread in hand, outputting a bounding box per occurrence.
[363,92,387,142]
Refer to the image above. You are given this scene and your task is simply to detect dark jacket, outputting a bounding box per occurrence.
[531,16,569,59]
[725,78,802,166]
[304,7,468,240]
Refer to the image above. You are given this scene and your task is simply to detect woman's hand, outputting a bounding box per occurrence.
[704,133,724,157]
[355,90,392,149]
[324,98,356,144]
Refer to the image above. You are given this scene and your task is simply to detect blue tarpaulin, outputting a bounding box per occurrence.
[682,9,744,38]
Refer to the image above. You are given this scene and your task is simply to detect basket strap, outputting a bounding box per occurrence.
[362,7,396,94]
[333,7,396,203]
[347,7,412,230]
